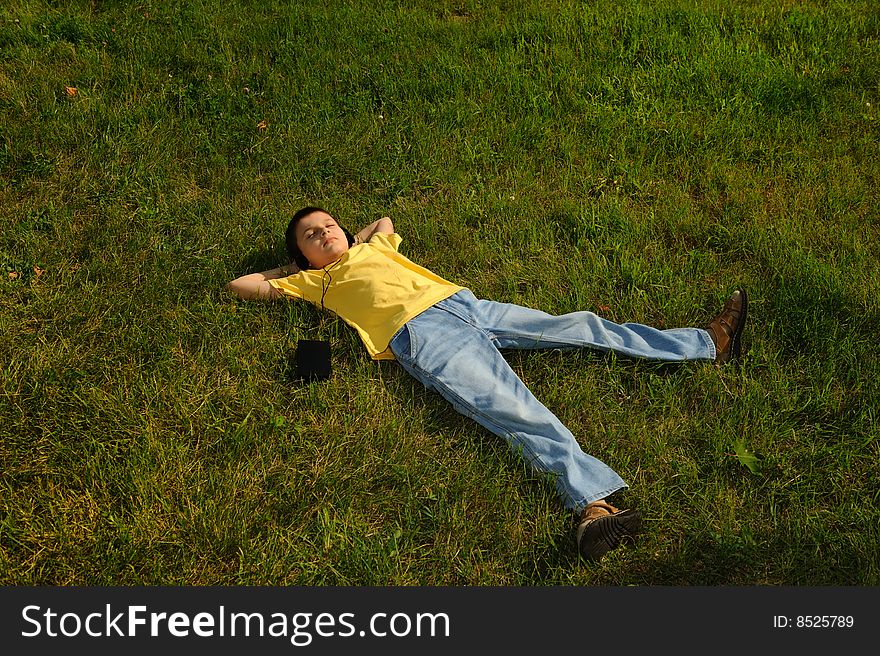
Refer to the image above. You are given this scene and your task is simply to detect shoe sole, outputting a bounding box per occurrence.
[578,509,642,561]
[730,288,749,360]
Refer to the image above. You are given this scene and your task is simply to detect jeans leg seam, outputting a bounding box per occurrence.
[489,329,589,350]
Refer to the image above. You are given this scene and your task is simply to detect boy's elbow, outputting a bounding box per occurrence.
[226,277,260,300]
[226,279,246,299]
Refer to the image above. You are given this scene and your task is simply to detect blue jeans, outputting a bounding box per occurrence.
[389,289,715,511]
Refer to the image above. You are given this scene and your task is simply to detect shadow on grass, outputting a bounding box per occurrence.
[231,242,289,279]
[764,262,880,364]
[621,526,873,585]
[519,514,876,585]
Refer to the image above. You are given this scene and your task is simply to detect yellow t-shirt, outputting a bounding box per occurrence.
[268,232,464,360]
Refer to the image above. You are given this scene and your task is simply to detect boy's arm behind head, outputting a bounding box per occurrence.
[227,264,297,300]
[355,216,394,243]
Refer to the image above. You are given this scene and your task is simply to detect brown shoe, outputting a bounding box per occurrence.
[705,288,748,364]
[576,501,641,561]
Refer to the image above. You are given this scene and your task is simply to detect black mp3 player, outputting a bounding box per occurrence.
[292,339,332,382]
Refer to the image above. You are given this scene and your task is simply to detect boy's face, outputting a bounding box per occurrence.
[296,211,349,269]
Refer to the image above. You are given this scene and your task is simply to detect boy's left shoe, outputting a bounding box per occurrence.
[576,501,641,562]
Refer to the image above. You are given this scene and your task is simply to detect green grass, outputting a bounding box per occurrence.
[1,0,878,585]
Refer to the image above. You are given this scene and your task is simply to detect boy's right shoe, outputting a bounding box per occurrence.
[705,288,748,364]
[576,501,641,562]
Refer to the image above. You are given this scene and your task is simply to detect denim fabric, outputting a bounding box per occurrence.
[389,289,715,511]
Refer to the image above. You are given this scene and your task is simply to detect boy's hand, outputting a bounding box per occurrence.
[356,216,394,243]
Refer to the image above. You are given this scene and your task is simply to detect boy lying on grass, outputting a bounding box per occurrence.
[227,207,748,562]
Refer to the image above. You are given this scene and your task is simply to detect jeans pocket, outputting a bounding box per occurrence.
[389,323,413,362]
